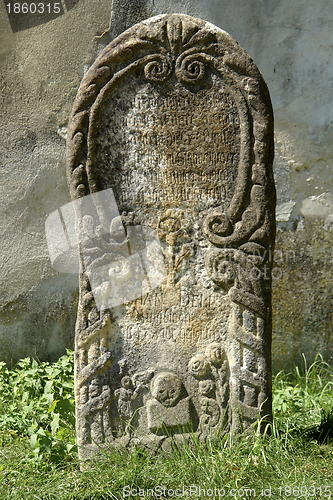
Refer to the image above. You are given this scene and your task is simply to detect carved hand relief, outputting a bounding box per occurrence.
[60,13,275,458]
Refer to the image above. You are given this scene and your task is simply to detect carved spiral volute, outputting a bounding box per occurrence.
[144,54,173,83]
[203,211,233,242]
[143,51,214,85]
[205,249,236,288]
[175,53,210,85]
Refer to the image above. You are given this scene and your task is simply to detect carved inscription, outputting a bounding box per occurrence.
[122,288,231,344]
[96,79,240,210]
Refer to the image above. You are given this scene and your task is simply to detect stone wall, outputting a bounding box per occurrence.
[1,0,332,371]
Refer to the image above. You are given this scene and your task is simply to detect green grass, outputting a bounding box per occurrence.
[0,353,332,500]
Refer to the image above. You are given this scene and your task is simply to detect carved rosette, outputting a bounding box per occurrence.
[66,13,275,455]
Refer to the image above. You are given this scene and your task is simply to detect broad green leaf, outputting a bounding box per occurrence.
[51,413,60,434]
[48,399,59,413]
[30,433,39,449]
[44,380,53,394]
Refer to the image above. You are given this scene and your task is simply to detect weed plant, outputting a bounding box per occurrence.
[0,353,332,500]
[0,350,76,465]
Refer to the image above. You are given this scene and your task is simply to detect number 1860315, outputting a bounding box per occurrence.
[6,3,61,14]
[278,486,331,497]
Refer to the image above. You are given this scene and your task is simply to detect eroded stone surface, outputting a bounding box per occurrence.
[66,13,275,457]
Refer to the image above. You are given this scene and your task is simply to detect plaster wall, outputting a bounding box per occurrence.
[0,0,332,370]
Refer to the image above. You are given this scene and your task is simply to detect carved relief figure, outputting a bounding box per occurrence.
[188,342,229,434]
[114,375,134,433]
[198,380,220,428]
[147,372,192,434]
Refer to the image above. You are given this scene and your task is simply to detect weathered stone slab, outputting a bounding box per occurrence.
[66,13,275,458]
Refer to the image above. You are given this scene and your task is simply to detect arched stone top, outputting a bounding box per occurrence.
[66,14,275,251]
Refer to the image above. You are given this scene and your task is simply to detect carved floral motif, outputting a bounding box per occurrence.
[157,209,194,285]
[188,343,230,433]
[188,354,211,379]
[205,245,268,317]
[136,17,218,86]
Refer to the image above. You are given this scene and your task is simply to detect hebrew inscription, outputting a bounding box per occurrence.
[66,14,275,458]
[97,82,239,209]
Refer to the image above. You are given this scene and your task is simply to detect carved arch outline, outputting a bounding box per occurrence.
[66,14,274,233]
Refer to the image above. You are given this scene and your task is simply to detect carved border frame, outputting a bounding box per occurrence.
[66,14,275,230]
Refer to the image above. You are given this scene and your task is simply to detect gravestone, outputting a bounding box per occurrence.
[66,13,275,458]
